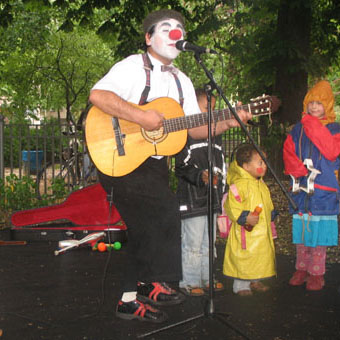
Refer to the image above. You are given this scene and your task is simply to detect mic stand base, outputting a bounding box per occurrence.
[137,303,251,340]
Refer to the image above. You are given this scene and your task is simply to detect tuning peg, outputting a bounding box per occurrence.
[250,93,268,102]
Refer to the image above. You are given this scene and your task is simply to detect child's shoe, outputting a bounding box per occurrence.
[289,270,309,286]
[306,275,324,291]
[250,281,270,292]
[204,280,224,292]
[237,289,253,296]
[179,286,205,297]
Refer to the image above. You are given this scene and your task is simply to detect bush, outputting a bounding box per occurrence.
[0,174,70,227]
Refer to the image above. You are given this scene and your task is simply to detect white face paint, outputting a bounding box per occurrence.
[149,18,184,61]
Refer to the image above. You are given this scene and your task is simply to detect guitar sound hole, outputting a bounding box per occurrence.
[142,127,167,144]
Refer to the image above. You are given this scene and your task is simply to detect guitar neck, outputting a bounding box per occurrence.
[163,104,250,133]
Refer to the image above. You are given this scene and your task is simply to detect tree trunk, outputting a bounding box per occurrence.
[274,0,312,125]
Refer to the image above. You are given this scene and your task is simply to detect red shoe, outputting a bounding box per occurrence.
[289,270,309,286]
[137,282,185,306]
[115,300,168,323]
[306,275,325,291]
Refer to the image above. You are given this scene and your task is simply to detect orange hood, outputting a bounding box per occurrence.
[303,80,335,124]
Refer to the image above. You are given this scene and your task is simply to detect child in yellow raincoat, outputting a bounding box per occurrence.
[223,144,277,296]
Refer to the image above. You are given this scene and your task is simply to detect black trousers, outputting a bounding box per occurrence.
[98,157,182,292]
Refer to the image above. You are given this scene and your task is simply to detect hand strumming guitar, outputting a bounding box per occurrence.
[138,109,164,131]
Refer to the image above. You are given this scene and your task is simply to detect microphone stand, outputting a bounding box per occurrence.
[138,52,295,339]
[193,52,297,332]
[194,53,296,210]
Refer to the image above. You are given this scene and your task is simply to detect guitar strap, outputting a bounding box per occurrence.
[139,53,184,107]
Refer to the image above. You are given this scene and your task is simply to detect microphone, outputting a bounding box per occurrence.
[175,40,217,54]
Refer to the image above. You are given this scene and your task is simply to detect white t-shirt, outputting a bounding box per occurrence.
[91,53,201,116]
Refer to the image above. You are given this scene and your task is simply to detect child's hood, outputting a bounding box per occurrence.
[303,80,335,124]
[227,159,256,185]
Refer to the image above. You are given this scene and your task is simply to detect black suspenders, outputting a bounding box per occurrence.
[139,53,184,107]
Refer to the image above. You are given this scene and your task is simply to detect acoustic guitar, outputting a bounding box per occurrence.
[85,95,278,177]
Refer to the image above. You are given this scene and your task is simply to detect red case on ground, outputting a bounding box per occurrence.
[10,184,127,242]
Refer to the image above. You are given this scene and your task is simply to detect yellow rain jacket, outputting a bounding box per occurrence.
[223,160,276,280]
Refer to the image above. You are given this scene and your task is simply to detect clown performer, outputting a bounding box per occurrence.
[283,80,340,291]
[89,9,251,323]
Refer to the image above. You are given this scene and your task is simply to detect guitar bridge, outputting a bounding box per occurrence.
[112,117,125,156]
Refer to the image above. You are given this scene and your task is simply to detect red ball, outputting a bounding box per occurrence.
[97,242,107,252]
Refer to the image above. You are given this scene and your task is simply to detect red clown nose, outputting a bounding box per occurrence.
[169,29,182,40]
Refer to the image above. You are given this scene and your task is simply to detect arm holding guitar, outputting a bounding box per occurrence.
[89,89,164,131]
[188,102,252,140]
[188,95,280,140]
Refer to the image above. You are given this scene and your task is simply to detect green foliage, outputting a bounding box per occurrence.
[0,0,339,125]
[168,156,178,193]
[0,1,115,120]
[0,174,70,226]
[327,69,340,109]
[0,1,52,113]
[38,177,72,206]
[0,174,37,212]
[261,121,289,152]
[308,0,340,78]
[52,0,228,59]
[37,29,115,118]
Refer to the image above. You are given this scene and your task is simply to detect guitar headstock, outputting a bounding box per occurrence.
[250,94,281,115]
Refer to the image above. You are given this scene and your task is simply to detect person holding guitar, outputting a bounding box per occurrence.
[88,9,251,323]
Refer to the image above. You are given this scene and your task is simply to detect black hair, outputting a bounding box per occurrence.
[195,88,206,99]
[143,25,156,51]
[195,88,217,101]
[234,143,259,167]
[147,25,156,37]
[142,9,185,34]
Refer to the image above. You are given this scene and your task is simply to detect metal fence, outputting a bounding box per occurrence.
[0,115,285,198]
[0,116,97,198]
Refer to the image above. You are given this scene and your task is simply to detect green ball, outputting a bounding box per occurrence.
[113,241,121,250]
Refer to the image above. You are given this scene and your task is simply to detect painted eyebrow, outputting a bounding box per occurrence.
[159,22,184,30]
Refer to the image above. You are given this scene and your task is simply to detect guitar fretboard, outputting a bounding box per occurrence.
[163,102,265,133]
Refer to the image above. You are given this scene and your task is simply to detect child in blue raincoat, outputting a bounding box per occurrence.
[283,80,340,291]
